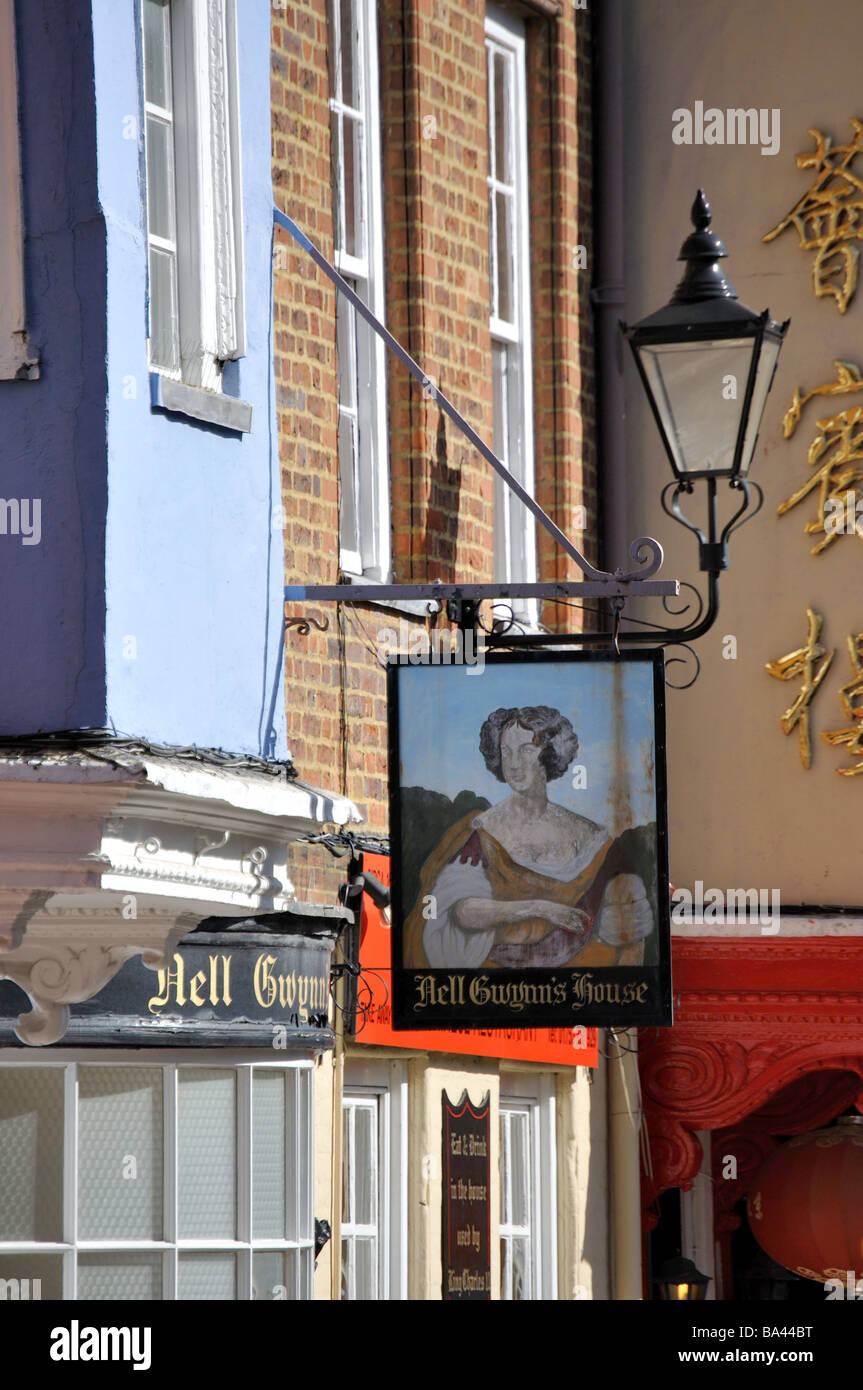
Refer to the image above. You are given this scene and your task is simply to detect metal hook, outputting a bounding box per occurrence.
[610,596,624,657]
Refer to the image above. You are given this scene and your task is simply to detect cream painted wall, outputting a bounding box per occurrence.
[621,0,863,903]
[317,1046,612,1300]
[560,1055,611,1300]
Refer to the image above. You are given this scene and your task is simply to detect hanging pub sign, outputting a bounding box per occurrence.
[388,650,672,1029]
[442,1090,491,1300]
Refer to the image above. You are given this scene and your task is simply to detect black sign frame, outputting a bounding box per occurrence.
[388,649,672,1029]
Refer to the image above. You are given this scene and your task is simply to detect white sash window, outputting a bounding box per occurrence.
[142,0,244,393]
[499,1075,557,1299]
[486,8,536,617]
[329,0,389,581]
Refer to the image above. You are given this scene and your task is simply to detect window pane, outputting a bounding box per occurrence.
[287,1245,313,1300]
[353,1235,376,1299]
[511,1235,529,1300]
[0,1068,63,1241]
[337,293,358,408]
[253,1071,286,1239]
[509,1111,530,1228]
[78,1067,162,1240]
[178,1253,236,1300]
[492,341,508,459]
[78,1253,162,1301]
[298,1070,312,1236]
[143,0,170,110]
[252,1251,286,1301]
[286,1068,299,1241]
[338,412,360,558]
[340,0,358,109]
[145,115,175,243]
[148,246,178,373]
[494,51,510,184]
[495,190,513,323]
[0,1254,62,1301]
[353,1103,375,1225]
[342,115,363,260]
[178,1070,236,1239]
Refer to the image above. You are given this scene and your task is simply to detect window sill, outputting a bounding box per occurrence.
[150,373,252,433]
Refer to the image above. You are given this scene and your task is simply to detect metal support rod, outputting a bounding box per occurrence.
[486,572,719,649]
[284,579,678,602]
[274,205,658,586]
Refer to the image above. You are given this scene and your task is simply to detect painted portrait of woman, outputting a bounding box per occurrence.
[403,704,655,970]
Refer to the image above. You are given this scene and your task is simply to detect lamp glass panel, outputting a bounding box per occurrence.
[638,338,756,474]
[738,336,782,475]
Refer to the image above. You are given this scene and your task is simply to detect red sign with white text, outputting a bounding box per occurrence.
[354,854,597,1066]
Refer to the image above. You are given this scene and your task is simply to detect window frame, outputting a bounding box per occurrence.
[329,0,390,582]
[499,1073,557,1300]
[486,8,537,623]
[142,0,245,400]
[0,1050,315,1302]
[341,1059,407,1300]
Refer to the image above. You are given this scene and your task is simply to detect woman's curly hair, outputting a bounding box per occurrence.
[479,706,579,783]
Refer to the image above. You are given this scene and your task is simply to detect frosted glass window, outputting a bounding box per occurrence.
[0,1069,63,1241]
[178,1253,236,1300]
[0,1060,314,1301]
[251,1249,310,1301]
[178,1069,236,1239]
[78,1067,162,1240]
[78,1253,162,1301]
[0,1254,62,1301]
[253,1070,286,1239]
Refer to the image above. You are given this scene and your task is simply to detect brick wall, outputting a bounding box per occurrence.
[272,0,596,899]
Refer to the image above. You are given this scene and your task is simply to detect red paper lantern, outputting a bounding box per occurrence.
[747,1116,863,1282]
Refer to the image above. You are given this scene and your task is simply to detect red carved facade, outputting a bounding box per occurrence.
[639,936,863,1236]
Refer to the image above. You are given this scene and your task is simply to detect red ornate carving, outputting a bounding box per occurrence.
[712,1129,777,1233]
[639,936,863,1217]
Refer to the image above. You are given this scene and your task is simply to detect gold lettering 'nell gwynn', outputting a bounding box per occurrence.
[148,953,233,1013]
[147,951,328,1020]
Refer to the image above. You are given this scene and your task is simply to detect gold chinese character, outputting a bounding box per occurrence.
[763,119,863,314]
[766,607,835,768]
[778,404,863,554]
[822,633,863,775]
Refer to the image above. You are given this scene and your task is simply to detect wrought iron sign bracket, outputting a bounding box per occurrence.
[274,205,686,648]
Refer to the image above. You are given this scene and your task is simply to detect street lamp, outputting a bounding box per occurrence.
[653,1254,711,1301]
[621,191,789,638]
